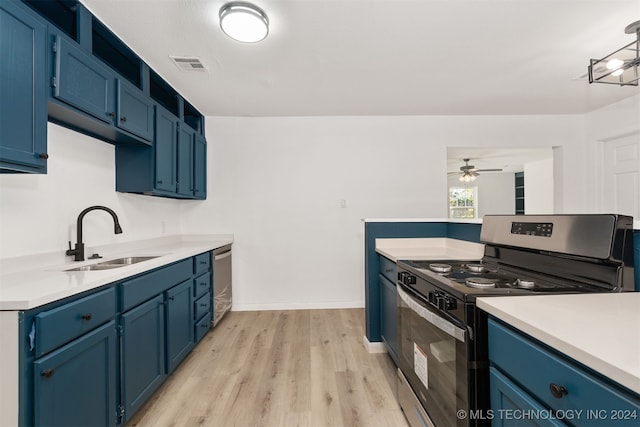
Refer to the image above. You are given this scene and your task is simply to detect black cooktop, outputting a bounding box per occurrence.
[398,259,597,301]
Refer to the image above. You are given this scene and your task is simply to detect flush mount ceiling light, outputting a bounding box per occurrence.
[588,20,640,86]
[219,2,269,43]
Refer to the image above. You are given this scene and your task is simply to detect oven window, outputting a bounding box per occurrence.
[398,287,469,427]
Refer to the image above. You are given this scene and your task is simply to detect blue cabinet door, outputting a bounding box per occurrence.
[154,105,177,192]
[53,35,115,124]
[0,0,47,173]
[490,367,565,427]
[194,133,207,199]
[33,321,117,427]
[121,294,166,424]
[177,124,194,196]
[379,274,399,365]
[166,280,194,373]
[117,79,153,142]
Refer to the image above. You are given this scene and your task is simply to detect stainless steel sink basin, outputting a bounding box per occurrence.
[66,256,159,271]
[100,256,159,265]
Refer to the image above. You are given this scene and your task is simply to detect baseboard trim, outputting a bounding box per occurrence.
[363,336,387,353]
[232,300,364,312]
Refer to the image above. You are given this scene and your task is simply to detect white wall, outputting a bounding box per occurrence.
[4,106,631,310]
[182,115,584,310]
[524,158,554,214]
[0,123,183,259]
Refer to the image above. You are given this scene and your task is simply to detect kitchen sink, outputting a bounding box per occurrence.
[65,256,159,271]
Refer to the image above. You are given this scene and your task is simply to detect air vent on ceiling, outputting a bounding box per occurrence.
[169,56,207,72]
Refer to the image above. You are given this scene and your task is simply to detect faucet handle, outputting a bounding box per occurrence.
[66,241,75,256]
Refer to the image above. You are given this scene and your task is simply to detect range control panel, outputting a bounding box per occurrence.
[510,222,553,237]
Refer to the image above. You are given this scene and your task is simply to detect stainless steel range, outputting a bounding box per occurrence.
[396,214,635,427]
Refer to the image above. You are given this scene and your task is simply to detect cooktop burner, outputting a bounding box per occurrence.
[428,263,452,273]
[465,277,497,289]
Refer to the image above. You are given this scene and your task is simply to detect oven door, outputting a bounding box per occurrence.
[398,283,469,427]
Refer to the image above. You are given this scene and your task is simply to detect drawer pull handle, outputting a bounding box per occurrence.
[41,368,55,378]
[200,303,208,307]
[549,383,568,399]
[199,261,207,265]
[168,296,175,301]
[385,268,393,273]
[81,313,92,321]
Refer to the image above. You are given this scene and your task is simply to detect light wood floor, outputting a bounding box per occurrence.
[126,309,409,427]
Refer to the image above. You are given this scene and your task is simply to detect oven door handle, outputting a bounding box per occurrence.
[398,284,467,342]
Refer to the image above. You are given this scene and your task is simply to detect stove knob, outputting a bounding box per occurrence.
[398,272,416,285]
[436,296,446,310]
[428,291,437,304]
[445,297,457,310]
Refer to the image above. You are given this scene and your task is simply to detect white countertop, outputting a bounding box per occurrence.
[376,238,484,261]
[477,293,640,395]
[0,234,233,310]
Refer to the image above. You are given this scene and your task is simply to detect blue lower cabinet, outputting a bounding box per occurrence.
[379,274,398,364]
[18,253,217,426]
[490,367,565,427]
[488,318,640,427]
[33,320,117,427]
[120,294,166,424]
[166,280,194,373]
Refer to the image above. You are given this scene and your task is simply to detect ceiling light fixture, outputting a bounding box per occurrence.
[219,2,269,43]
[588,20,640,86]
[459,170,477,182]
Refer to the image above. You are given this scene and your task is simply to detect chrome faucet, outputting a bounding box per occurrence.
[66,206,123,261]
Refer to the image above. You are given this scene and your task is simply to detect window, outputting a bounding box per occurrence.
[449,187,477,219]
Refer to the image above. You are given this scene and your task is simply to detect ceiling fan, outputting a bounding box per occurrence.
[449,158,503,182]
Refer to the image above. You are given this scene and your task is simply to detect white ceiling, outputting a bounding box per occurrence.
[81,0,640,117]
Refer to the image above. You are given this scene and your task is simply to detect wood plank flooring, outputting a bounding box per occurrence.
[126,309,409,427]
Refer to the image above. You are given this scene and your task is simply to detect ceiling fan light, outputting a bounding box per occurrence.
[219,2,269,43]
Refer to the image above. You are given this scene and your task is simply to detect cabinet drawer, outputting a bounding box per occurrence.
[194,252,211,275]
[379,255,397,283]
[120,259,191,311]
[194,311,211,343]
[194,292,211,321]
[194,272,211,298]
[488,318,640,420]
[35,288,116,357]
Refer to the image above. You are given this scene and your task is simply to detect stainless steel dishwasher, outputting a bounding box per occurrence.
[213,244,232,326]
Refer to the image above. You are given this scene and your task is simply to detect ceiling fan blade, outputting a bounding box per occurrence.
[475,168,503,172]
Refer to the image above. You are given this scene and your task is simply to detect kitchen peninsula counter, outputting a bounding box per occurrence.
[0,234,233,310]
[376,237,484,261]
[477,293,640,395]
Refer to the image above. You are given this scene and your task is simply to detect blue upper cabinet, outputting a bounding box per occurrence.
[0,0,48,173]
[194,133,207,199]
[53,34,115,125]
[116,79,154,141]
[12,0,207,198]
[177,124,195,197]
[154,105,178,193]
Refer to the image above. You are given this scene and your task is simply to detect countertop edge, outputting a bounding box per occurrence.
[477,296,640,395]
[0,235,233,311]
